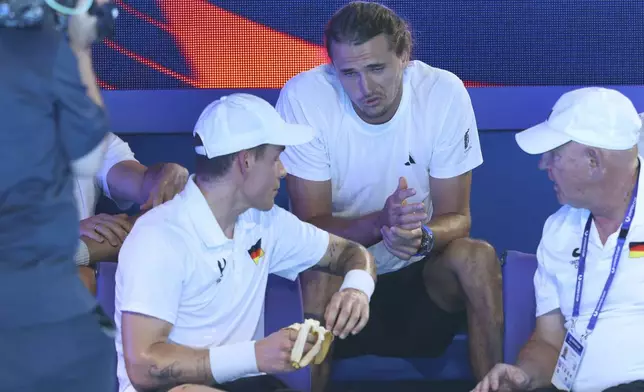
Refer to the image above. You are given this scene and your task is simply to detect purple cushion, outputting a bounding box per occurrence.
[501,250,538,364]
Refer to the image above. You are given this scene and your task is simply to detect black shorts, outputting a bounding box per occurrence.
[333,258,466,359]
[214,375,296,392]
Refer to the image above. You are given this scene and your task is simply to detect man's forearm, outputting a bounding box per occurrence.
[426,213,471,252]
[329,242,377,280]
[516,338,560,390]
[129,342,213,392]
[307,212,383,248]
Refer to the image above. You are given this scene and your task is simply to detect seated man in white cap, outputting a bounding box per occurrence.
[114,93,377,392]
[473,87,644,392]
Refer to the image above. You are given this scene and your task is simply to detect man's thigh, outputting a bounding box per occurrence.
[0,307,116,392]
[333,258,465,359]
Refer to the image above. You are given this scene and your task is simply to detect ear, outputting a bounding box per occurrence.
[236,150,254,176]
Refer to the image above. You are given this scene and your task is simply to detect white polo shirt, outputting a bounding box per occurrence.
[535,158,644,391]
[114,176,330,392]
[74,132,137,219]
[278,61,483,274]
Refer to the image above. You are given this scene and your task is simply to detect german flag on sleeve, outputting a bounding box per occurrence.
[628,242,644,258]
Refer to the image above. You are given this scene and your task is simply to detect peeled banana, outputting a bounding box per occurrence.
[285,319,334,369]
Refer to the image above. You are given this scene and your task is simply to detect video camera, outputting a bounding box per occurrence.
[0,0,117,40]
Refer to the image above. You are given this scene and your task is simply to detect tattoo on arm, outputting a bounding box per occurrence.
[314,235,376,278]
[149,361,183,382]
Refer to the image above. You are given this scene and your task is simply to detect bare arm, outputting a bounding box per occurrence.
[71,47,104,108]
[107,161,189,208]
[312,234,377,280]
[516,309,567,390]
[286,176,383,247]
[79,213,144,264]
[426,171,473,252]
[122,312,213,391]
[106,160,148,205]
[106,160,189,208]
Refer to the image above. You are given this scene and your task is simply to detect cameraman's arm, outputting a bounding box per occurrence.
[72,47,104,108]
[53,38,107,178]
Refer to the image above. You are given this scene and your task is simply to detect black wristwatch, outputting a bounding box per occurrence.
[415,225,435,257]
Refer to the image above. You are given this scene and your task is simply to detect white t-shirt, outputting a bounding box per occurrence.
[114,176,330,392]
[277,61,483,274]
[74,132,137,219]
[535,159,644,391]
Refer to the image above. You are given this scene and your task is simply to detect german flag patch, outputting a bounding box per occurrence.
[248,238,265,265]
[628,242,644,258]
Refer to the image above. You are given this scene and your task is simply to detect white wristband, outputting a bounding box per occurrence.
[339,269,375,301]
[75,239,90,266]
[209,340,259,384]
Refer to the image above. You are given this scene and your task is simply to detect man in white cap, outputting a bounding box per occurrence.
[473,87,644,392]
[114,93,377,392]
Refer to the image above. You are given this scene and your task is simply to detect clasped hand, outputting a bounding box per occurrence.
[380,177,426,259]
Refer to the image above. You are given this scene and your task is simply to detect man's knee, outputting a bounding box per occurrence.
[442,237,499,277]
[444,238,499,270]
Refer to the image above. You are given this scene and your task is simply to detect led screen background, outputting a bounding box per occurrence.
[93,0,644,90]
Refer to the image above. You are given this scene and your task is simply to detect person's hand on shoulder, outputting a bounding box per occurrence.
[141,163,189,210]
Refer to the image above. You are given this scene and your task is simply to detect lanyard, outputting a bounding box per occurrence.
[573,171,639,338]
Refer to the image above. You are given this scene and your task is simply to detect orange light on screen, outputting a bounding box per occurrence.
[157,0,329,89]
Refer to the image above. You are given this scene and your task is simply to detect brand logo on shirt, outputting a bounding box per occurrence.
[216,258,227,283]
[404,153,416,166]
[248,238,265,265]
[569,248,580,269]
[464,129,471,152]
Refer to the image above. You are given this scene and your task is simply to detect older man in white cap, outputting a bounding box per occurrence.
[473,87,644,392]
[113,93,376,392]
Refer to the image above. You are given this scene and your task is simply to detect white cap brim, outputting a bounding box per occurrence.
[515,121,573,155]
[268,122,315,147]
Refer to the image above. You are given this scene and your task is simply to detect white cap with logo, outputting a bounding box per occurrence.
[194,93,314,158]
[516,87,642,155]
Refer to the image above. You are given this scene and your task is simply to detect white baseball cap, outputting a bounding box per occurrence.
[516,87,642,155]
[193,93,314,158]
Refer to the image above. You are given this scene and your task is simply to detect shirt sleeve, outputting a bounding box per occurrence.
[52,38,108,162]
[116,225,185,324]
[534,237,561,317]
[267,207,330,281]
[276,85,331,181]
[428,80,483,179]
[95,132,138,210]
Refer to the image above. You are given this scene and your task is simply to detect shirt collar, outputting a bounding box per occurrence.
[181,175,230,248]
